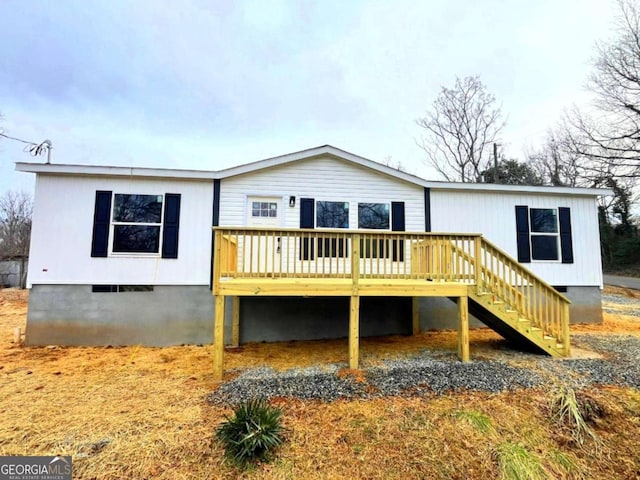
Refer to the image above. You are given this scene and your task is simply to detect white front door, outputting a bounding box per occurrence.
[246,197,282,273]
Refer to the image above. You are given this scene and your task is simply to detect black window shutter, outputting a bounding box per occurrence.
[424,188,431,232]
[558,207,574,264]
[91,190,112,257]
[515,205,531,263]
[299,198,314,260]
[391,202,405,261]
[162,193,181,258]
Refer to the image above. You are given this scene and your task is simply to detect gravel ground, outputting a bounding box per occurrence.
[208,295,640,406]
[207,333,640,405]
[602,293,640,317]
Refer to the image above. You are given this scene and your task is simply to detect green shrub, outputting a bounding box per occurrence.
[215,398,285,468]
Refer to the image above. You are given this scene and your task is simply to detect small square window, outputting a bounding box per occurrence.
[531,236,558,260]
[530,209,557,233]
[358,203,390,230]
[113,194,162,223]
[317,201,349,228]
[113,225,161,253]
[251,201,278,217]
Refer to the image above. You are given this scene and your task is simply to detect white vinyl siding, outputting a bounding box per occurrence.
[219,156,425,231]
[430,189,602,287]
[28,175,213,286]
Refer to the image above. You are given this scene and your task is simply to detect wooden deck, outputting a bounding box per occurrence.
[211,227,571,381]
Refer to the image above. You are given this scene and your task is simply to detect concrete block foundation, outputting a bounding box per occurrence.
[25,284,603,347]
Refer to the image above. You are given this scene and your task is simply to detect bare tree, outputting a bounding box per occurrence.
[527,129,589,187]
[417,75,505,182]
[566,0,640,178]
[0,191,33,288]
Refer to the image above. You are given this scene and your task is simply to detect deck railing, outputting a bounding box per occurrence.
[212,227,570,352]
[214,227,481,281]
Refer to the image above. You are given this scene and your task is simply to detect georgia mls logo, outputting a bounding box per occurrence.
[0,455,72,480]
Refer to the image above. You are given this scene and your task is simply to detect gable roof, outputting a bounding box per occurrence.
[16,144,611,197]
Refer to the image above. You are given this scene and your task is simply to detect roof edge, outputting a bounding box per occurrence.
[15,144,614,197]
[15,162,218,180]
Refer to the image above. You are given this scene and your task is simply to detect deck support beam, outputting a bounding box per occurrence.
[412,297,420,335]
[231,296,240,347]
[213,294,226,381]
[349,295,360,369]
[457,296,470,362]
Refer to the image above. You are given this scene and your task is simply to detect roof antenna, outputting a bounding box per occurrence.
[0,133,53,162]
[28,139,52,163]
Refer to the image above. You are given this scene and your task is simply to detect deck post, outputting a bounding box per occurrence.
[349,234,361,369]
[457,295,470,362]
[213,229,222,295]
[349,295,360,369]
[412,297,420,335]
[231,296,240,347]
[213,294,226,381]
[474,236,483,295]
[562,302,571,357]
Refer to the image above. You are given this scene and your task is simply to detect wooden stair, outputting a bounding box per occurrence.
[468,288,567,357]
[450,238,571,358]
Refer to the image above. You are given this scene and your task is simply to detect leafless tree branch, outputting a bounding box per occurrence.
[416,76,505,182]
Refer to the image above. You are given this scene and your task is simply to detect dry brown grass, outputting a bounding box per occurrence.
[572,285,640,335]
[1,288,640,479]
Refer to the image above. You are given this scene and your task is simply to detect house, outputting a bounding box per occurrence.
[17,145,610,379]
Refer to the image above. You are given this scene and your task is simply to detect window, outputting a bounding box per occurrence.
[529,208,559,261]
[92,191,180,258]
[515,205,573,264]
[358,203,390,258]
[316,201,349,257]
[358,203,389,230]
[251,201,278,218]
[112,194,163,254]
[317,201,349,228]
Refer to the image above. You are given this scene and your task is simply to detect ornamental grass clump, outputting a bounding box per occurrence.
[550,386,601,447]
[215,398,285,468]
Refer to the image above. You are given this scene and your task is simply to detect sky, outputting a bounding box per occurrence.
[0,0,619,196]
